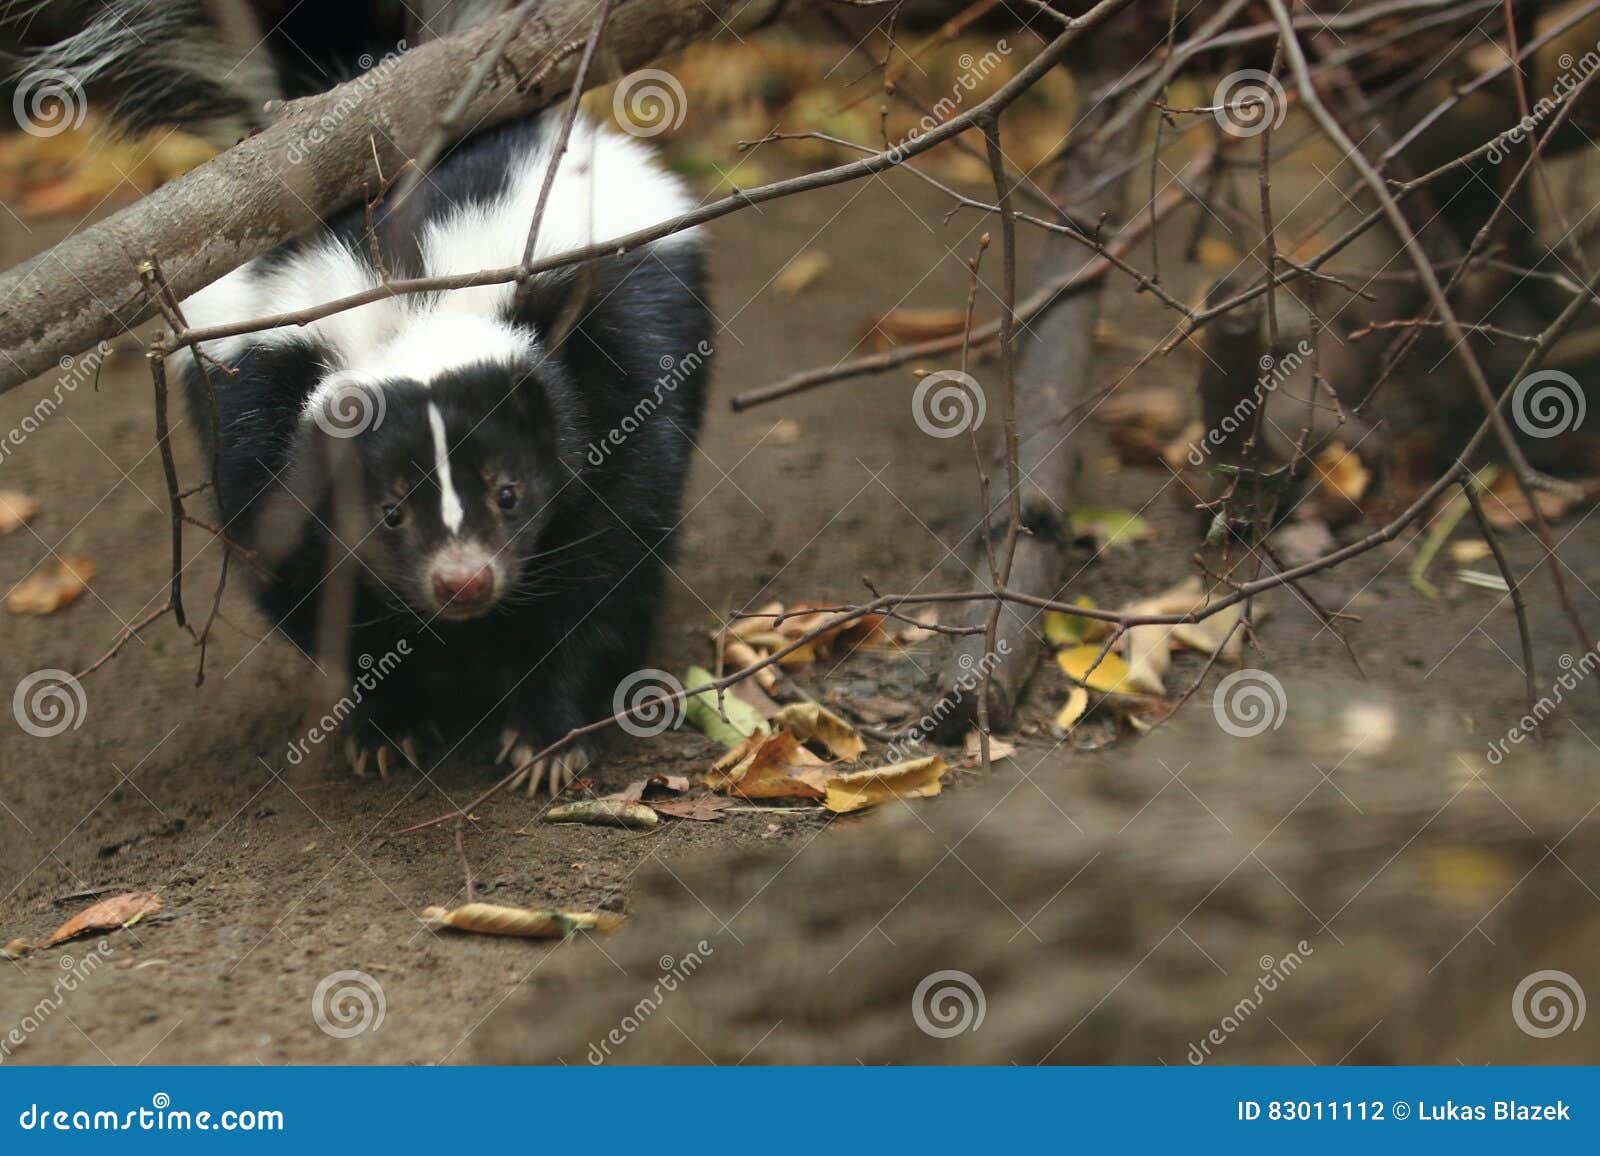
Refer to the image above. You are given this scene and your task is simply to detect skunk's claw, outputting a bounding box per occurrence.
[345,732,420,779]
[499,728,591,797]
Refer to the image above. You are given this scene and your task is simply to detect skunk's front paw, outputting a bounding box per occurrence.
[498,727,592,797]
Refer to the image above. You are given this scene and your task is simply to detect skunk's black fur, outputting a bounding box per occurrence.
[13,2,713,792]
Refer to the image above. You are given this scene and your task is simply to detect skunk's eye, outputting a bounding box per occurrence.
[494,485,519,512]
[381,503,405,529]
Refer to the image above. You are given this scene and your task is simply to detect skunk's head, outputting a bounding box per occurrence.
[300,359,577,622]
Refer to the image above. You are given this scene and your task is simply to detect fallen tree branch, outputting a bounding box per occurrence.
[0,0,748,395]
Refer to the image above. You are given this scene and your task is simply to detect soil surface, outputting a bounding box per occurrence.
[2,164,1597,1066]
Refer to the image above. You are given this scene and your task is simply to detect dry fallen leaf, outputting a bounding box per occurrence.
[722,603,883,669]
[542,800,659,829]
[719,637,779,694]
[770,701,864,762]
[1194,237,1242,268]
[1312,441,1372,507]
[45,891,160,946]
[895,606,941,644]
[864,306,968,349]
[611,774,691,803]
[1479,471,1594,529]
[773,249,831,296]
[767,418,803,445]
[1056,645,1138,694]
[705,731,830,799]
[1169,602,1246,664]
[1448,539,1493,564]
[962,730,1016,765]
[1054,686,1090,731]
[1122,624,1172,695]
[421,903,624,938]
[7,554,94,616]
[824,756,946,814]
[0,491,39,535]
[652,796,733,822]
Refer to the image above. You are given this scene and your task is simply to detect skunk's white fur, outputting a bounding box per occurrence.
[177,115,699,412]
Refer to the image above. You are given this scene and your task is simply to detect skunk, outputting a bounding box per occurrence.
[10,1,713,794]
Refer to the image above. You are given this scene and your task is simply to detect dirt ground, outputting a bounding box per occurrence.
[2,157,1597,1065]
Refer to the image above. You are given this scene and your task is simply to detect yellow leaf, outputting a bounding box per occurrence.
[1425,847,1513,904]
[1054,686,1089,730]
[1313,441,1372,504]
[823,756,945,814]
[1448,540,1492,564]
[1056,645,1136,694]
[773,249,831,296]
[1043,595,1107,645]
[1195,237,1241,268]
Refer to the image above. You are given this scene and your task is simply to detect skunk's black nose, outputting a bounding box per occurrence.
[432,566,495,608]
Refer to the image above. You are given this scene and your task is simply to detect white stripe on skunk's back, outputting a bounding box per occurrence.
[176,114,699,397]
[420,116,698,324]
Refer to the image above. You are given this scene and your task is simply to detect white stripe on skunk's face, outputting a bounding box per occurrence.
[426,403,465,535]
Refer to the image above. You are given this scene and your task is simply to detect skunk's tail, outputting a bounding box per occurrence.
[4,0,496,144]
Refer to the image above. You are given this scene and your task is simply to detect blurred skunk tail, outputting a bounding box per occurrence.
[2,0,498,144]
